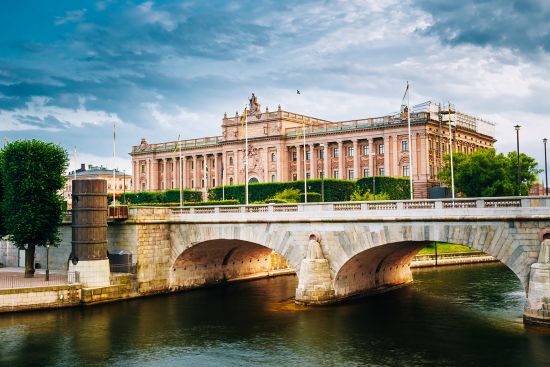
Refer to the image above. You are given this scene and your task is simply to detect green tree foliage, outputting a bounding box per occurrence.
[269,188,301,203]
[438,148,540,197]
[1,140,68,277]
[0,150,5,238]
[355,177,410,200]
[349,188,390,201]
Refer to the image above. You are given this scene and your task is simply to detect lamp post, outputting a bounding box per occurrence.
[514,125,521,196]
[544,138,548,196]
[45,243,50,281]
[320,143,325,202]
[370,152,376,201]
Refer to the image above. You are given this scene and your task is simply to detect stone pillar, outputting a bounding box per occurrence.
[525,238,550,326]
[310,144,316,178]
[370,140,376,176]
[275,146,281,182]
[145,159,150,191]
[296,145,302,180]
[162,158,167,190]
[235,150,239,184]
[182,156,187,189]
[214,154,219,187]
[263,148,269,182]
[221,151,226,186]
[383,136,390,176]
[192,156,197,188]
[353,139,359,179]
[338,141,344,179]
[295,233,336,305]
[393,135,399,177]
[203,155,207,189]
[323,143,329,179]
[69,179,110,287]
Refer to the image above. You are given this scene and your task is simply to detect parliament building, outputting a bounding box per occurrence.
[129,96,496,199]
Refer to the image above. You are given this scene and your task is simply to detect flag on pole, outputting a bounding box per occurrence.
[241,108,247,127]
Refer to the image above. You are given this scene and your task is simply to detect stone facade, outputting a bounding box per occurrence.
[130,98,496,199]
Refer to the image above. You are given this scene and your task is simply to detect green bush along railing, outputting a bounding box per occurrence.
[355,177,410,200]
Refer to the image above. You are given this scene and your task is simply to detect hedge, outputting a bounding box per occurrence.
[208,179,356,204]
[355,177,410,200]
[130,199,239,207]
[299,192,322,203]
[120,189,202,204]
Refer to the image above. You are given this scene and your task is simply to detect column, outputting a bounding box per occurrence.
[275,146,281,182]
[263,148,269,182]
[221,151,226,186]
[353,140,359,179]
[133,160,138,192]
[203,155,207,189]
[296,145,302,180]
[383,136,390,176]
[182,156,187,189]
[310,144,316,178]
[192,156,197,188]
[393,135,399,177]
[214,153,219,187]
[323,142,329,179]
[370,140,376,176]
[338,141,344,179]
[162,158,167,190]
[235,150,239,184]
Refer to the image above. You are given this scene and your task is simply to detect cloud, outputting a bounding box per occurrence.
[54,9,87,26]
[416,0,550,55]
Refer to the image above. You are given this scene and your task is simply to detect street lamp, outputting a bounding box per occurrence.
[514,125,521,196]
[544,138,548,196]
[319,143,325,202]
[45,243,50,281]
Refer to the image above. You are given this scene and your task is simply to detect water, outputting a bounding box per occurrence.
[2,262,550,367]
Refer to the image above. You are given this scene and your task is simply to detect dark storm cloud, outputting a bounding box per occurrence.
[417,0,550,54]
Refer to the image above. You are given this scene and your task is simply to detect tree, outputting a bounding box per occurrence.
[0,149,5,238]
[1,140,68,277]
[438,148,540,197]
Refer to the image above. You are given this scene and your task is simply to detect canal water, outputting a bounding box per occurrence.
[1,263,550,367]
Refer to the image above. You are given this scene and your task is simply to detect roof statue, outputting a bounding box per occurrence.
[249,93,261,117]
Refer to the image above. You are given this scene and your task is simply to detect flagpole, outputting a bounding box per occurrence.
[407,81,414,200]
[113,121,116,208]
[303,120,307,203]
[179,137,183,207]
[448,103,455,199]
[245,107,249,205]
[73,145,77,181]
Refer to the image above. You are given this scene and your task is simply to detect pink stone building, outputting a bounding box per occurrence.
[129,98,496,199]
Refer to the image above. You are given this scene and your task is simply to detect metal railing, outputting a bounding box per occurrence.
[0,271,80,289]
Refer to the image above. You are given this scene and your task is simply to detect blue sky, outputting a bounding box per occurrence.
[1,0,549,180]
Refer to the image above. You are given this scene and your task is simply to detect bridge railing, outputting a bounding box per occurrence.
[166,196,550,216]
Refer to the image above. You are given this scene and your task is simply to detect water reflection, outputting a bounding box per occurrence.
[1,263,550,366]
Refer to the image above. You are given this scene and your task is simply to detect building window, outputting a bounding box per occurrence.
[306,172,311,179]
[141,182,146,191]
[363,168,369,177]
[229,157,233,166]
[141,165,145,173]
[171,182,174,189]
[201,179,204,188]
[401,140,408,152]
[320,171,324,178]
[363,145,369,156]
[306,151,311,161]
[212,179,216,186]
[271,174,276,182]
[379,144,384,154]
[229,177,234,185]
[333,147,339,158]
[379,168,385,176]
[403,165,409,177]
[191,179,195,187]
[292,151,297,161]
[348,169,354,180]
[191,161,194,169]
[430,165,434,177]
[333,170,339,179]
[347,146,354,157]
[201,161,204,168]
[293,174,297,181]
[160,182,164,190]
[271,152,276,162]
[319,149,324,160]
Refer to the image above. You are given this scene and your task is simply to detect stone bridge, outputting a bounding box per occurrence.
[107,196,550,325]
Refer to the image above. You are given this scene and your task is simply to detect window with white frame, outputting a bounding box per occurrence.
[362,145,369,156]
[403,165,409,177]
[319,149,324,160]
[348,169,354,180]
[347,146,354,157]
[379,144,384,154]
[333,170,339,179]
[333,147,339,158]
[292,151,297,161]
[306,151,311,160]
[379,167,385,176]
[401,140,409,152]
[271,152,276,162]
[363,168,369,177]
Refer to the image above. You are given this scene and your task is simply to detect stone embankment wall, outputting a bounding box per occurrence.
[0,285,81,312]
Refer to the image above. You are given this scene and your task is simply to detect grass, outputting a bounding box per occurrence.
[417,242,477,255]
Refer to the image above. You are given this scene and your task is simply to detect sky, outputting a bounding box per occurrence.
[0,0,549,180]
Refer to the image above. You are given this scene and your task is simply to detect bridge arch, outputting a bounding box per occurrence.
[168,223,305,290]
[325,221,541,301]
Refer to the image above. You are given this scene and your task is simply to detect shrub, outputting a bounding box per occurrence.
[299,192,322,202]
[269,188,301,203]
[349,188,390,201]
[130,199,239,207]
[355,177,410,200]
[123,189,202,204]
